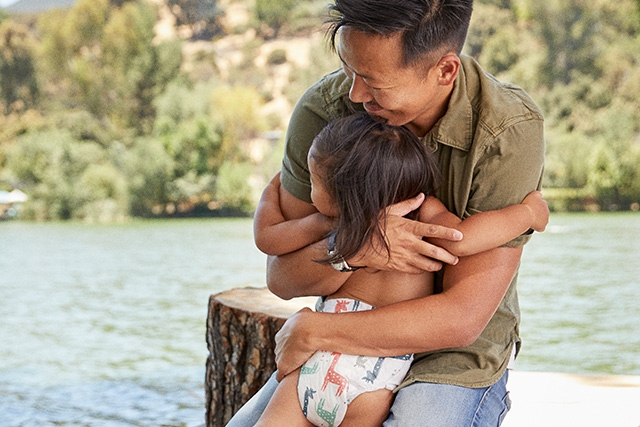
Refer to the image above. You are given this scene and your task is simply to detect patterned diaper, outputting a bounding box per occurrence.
[297,298,413,427]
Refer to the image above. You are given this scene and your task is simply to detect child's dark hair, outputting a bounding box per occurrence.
[310,112,440,264]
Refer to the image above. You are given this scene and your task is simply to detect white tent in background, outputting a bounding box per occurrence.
[8,189,28,203]
[0,189,28,203]
[0,189,27,219]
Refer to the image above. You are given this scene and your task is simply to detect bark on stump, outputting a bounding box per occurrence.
[205,287,317,427]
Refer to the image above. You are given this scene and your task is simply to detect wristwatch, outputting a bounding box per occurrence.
[327,234,361,272]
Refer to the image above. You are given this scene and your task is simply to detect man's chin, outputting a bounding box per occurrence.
[366,113,388,124]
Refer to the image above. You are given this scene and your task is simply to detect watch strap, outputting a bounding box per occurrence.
[327,234,361,272]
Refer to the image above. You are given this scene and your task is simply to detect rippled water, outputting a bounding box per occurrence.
[1,213,639,425]
[517,213,640,375]
[1,219,267,426]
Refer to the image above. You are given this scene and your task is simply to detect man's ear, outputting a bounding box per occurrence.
[436,53,460,86]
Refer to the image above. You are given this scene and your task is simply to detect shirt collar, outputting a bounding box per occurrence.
[426,60,473,152]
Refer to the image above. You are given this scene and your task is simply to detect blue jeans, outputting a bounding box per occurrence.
[384,370,511,426]
[226,369,511,426]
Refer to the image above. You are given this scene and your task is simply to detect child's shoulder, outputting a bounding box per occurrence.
[419,196,448,221]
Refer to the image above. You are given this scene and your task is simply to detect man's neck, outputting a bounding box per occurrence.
[406,88,453,137]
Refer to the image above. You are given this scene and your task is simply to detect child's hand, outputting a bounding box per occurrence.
[522,191,549,232]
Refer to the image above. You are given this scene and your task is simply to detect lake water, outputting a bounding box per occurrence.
[1,213,639,426]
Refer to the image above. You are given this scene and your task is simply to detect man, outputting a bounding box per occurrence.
[229,0,545,425]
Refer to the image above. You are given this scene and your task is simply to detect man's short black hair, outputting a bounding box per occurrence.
[327,0,473,67]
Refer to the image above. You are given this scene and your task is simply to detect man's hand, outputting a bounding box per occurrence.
[274,307,315,381]
[350,193,463,274]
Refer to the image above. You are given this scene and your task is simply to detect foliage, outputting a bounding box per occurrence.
[253,0,323,38]
[3,128,127,221]
[121,137,174,217]
[152,79,265,216]
[215,161,253,212]
[167,0,222,40]
[36,0,181,134]
[254,0,295,38]
[1,0,639,219]
[0,20,39,113]
[283,38,341,106]
[471,0,640,211]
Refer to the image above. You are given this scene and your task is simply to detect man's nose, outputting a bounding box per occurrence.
[348,75,372,104]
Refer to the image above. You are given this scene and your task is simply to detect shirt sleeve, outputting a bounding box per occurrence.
[280,70,355,203]
[467,118,545,247]
[280,87,331,204]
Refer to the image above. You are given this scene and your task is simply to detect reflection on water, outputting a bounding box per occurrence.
[1,213,639,425]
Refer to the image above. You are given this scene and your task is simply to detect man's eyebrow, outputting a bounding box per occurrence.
[337,51,374,81]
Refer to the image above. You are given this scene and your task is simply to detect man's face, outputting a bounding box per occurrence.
[337,27,446,135]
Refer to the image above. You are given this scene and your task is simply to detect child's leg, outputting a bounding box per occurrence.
[254,368,314,427]
[340,388,394,427]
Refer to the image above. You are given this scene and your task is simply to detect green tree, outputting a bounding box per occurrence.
[167,0,222,39]
[587,143,622,209]
[499,0,640,211]
[154,80,223,209]
[0,21,39,113]
[210,84,266,163]
[152,79,267,214]
[155,80,224,173]
[3,129,125,220]
[254,0,296,38]
[102,0,177,132]
[215,161,253,213]
[37,0,181,133]
[516,0,601,88]
[77,162,130,222]
[123,137,174,216]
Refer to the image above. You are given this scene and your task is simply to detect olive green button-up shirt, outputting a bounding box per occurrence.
[280,55,545,388]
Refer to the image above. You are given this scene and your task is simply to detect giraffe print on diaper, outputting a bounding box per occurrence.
[297,298,413,427]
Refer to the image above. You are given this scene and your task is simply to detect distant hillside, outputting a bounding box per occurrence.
[5,0,75,14]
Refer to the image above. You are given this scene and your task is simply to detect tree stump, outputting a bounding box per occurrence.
[205,287,317,427]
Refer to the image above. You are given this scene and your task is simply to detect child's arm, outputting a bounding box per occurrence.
[419,191,549,257]
[254,172,335,256]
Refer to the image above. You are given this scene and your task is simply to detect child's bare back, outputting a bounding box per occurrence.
[327,267,434,308]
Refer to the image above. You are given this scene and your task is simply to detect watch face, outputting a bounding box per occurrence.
[327,234,359,272]
[330,259,348,272]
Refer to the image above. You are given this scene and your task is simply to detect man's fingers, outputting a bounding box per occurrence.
[416,222,463,242]
[387,193,425,217]
[411,235,459,266]
[355,209,463,273]
[383,234,458,272]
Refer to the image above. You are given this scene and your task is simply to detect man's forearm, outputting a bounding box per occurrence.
[286,247,522,357]
[266,238,350,300]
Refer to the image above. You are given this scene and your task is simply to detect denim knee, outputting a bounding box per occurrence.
[225,373,279,427]
[384,370,510,427]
